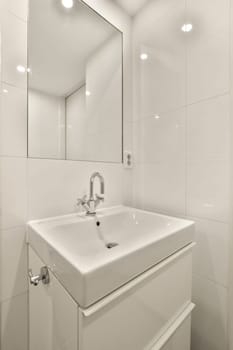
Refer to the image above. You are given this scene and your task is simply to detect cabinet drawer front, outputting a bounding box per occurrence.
[150,303,194,350]
[159,315,191,350]
[80,247,193,350]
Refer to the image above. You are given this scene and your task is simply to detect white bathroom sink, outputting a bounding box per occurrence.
[28,206,194,308]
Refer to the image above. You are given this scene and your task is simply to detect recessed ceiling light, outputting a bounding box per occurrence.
[154,115,160,120]
[181,23,193,32]
[62,0,74,9]
[17,65,26,73]
[17,65,31,73]
[140,53,148,61]
[86,90,91,96]
[3,89,8,93]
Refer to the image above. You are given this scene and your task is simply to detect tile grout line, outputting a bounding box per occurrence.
[0,290,28,305]
[193,272,229,290]
[131,91,230,124]
[226,0,232,347]
[184,0,188,219]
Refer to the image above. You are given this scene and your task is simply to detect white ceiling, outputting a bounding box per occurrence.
[111,0,150,16]
[29,0,120,96]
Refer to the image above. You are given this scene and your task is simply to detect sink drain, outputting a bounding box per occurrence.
[106,242,118,249]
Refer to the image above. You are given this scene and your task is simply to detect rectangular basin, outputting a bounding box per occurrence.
[28,206,194,308]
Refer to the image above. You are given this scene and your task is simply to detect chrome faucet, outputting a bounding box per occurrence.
[77,172,105,215]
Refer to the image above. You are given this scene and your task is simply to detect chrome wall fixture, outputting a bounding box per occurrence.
[29,266,50,286]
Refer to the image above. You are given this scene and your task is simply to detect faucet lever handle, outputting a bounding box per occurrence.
[77,195,87,206]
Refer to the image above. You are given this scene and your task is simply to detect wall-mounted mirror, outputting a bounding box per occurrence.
[28,0,123,163]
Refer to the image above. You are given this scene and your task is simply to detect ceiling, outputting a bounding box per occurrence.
[29,0,120,96]
[111,0,150,16]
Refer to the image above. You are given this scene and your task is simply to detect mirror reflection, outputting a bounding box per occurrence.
[28,0,123,162]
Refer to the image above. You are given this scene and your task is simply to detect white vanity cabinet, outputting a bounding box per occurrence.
[29,243,194,350]
[29,247,78,350]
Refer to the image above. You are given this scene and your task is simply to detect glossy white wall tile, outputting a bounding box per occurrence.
[123,121,133,152]
[0,83,27,157]
[132,0,232,348]
[1,293,28,350]
[186,96,230,221]
[133,0,186,117]
[187,160,229,222]
[0,227,27,301]
[187,95,229,162]
[132,164,144,208]
[140,108,185,163]
[0,157,27,230]
[192,218,229,287]
[132,120,143,164]
[1,12,27,89]
[192,275,228,350]
[186,0,230,104]
[142,162,186,216]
